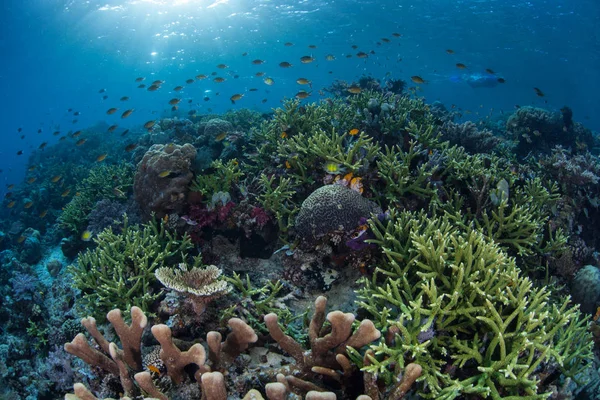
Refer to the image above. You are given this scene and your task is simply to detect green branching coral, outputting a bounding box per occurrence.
[357,210,593,399]
[377,141,437,202]
[439,149,567,261]
[347,90,438,136]
[273,99,331,135]
[190,158,243,199]
[59,163,134,233]
[69,215,192,321]
[278,127,379,183]
[257,174,299,238]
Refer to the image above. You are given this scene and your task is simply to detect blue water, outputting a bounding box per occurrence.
[1,0,598,186]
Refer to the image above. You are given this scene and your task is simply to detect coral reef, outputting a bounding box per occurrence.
[134,143,197,218]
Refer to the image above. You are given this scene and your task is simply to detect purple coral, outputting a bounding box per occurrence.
[9,272,38,301]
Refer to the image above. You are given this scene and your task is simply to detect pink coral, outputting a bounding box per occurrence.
[250,206,270,228]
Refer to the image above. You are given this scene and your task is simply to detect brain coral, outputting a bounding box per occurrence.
[134,143,197,218]
[295,185,381,241]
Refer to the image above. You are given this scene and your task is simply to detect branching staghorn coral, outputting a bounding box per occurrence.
[356,210,593,399]
[257,174,300,238]
[278,127,379,183]
[376,141,437,202]
[190,158,243,199]
[59,163,134,233]
[69,215,192,320]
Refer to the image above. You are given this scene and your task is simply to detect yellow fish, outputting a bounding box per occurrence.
[158,170,172,178]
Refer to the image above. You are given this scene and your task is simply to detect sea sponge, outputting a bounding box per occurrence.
[571,264,600,314]
[134,143,197,218]
[295,185,381,241]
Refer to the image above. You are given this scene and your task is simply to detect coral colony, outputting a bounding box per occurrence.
[2,83,600,400]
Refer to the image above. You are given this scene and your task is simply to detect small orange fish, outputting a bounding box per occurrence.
[108,124,118,132]
[285,160,292,169]
[349,128,360,136]
[168,98,181,106]
[347,85,361,94]
[27,177,37,184]
[148,365,161,374]
[76,138,87,146]
[96,153,108,162]
[106,108,118,115]
[61,189,71,197]
[410,76,425,84]
[39,209,48,218]
[144,120,156,130]
[24,201,33,209]
[7,201,15,208]
[594,306,600,322]
[51,175,62,183]
[280,132,288,139]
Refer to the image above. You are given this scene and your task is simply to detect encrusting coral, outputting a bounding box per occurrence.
[356,209,593,399]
